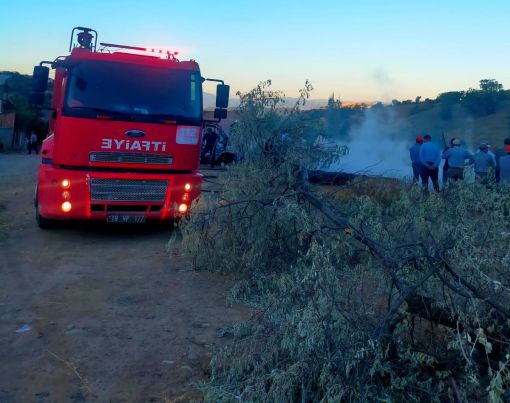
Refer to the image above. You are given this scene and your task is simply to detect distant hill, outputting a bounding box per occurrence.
[203,92,329,110]
[293,100,510,178]
[371,101,510,149]
[312,97,510,150]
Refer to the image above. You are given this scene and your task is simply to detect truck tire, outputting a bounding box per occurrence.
[36,209,54,229]
[35,195,55,229]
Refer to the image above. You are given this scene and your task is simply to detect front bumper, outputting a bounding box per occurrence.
[36,164,202,221]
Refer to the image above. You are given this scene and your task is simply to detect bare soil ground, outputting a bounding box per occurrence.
[0,154,247,402]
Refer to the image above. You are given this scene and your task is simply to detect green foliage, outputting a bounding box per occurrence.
[436,91,463,120]
[461,79,505,117]
[180,83,510,402]
[480,79,503,93]
[1,71,33,95]
[436,91,464,105]
[8,93,42,132]
[1,71,48,133]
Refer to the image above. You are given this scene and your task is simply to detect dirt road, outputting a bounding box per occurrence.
[0,154,245,402]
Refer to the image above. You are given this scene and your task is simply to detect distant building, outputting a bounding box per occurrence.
[0,74,17,151]
[0,111,16,151]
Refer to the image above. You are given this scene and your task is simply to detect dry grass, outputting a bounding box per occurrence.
[316,176,402,204]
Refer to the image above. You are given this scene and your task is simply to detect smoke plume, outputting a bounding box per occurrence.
[330,107,413,179]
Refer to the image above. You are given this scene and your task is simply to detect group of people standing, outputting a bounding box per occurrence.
[409,134,510,189]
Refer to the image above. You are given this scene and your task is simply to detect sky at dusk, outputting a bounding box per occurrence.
[1,0,509,102]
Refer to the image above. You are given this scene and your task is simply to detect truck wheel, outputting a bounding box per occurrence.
[35,197,54,229]
[36,209,54,229]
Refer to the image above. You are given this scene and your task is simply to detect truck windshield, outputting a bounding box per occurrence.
[63,61,202,124]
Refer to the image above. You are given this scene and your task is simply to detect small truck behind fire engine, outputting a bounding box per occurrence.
[31,27,229,228]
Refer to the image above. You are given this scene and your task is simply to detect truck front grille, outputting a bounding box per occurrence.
[90,178,168,202]
[90,152,173,165]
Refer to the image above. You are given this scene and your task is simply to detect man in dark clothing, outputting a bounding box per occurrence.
[442,138,456,183]
[28,132,38,155]
[495,138,510,182]
[499,145,510,185]
[201,128,219,162]
[409,136,424,183]
[419,134,441,191]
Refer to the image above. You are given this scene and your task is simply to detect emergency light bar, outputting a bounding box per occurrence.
[99,42,179,60]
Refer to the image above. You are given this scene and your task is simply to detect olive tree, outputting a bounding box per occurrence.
[178,82,510,402]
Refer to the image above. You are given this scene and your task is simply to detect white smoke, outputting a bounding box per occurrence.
[329,107,413,179]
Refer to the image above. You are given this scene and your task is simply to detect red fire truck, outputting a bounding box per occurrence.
[30,27,229,228]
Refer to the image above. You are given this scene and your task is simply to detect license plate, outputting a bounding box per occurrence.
[107,215,146,223]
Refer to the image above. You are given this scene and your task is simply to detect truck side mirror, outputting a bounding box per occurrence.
[216,84,230,109]
[30,66,49,105]
[214,108,227,120]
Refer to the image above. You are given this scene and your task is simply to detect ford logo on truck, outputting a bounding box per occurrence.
[125,130,146,138]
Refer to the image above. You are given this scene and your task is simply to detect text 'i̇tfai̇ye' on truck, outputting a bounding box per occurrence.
[30,27,229,228]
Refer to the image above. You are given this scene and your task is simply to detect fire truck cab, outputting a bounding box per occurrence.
[31,27,229,228]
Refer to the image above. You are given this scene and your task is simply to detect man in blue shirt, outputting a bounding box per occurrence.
[473,142,495,180]
[409,136,424,183]
[442,139,474,181]
[419,134,441,190]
